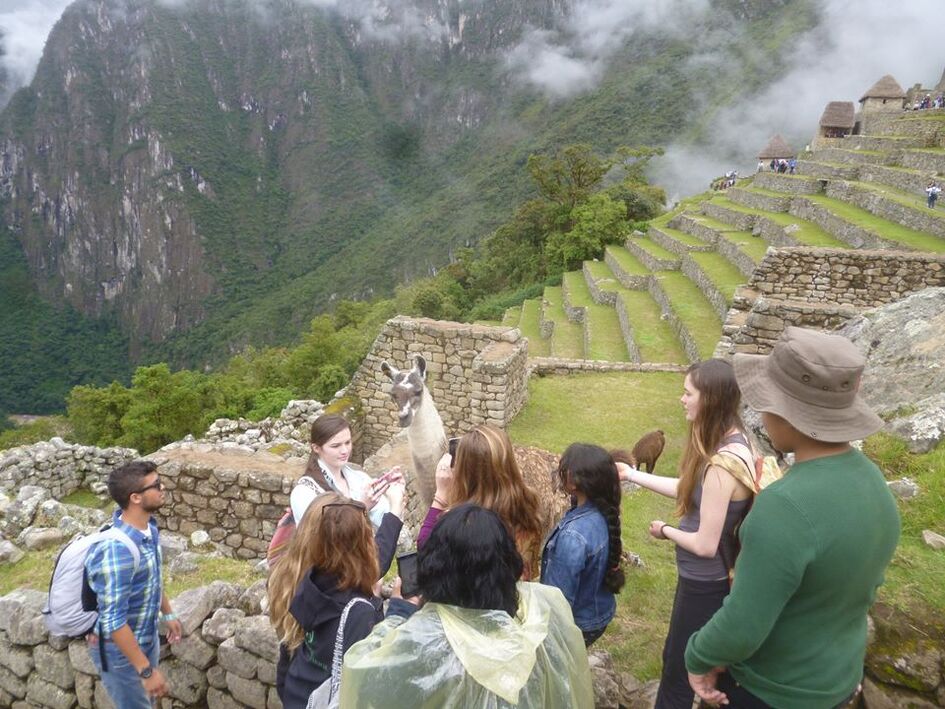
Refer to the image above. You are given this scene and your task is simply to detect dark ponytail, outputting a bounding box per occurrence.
[557,444,626,594]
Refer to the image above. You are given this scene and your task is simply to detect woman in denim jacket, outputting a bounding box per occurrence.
[540,444,625,646]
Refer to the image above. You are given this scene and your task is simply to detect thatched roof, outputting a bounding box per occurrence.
[859,74,906,101]
[757,134,795,159]
[819,101,855,129]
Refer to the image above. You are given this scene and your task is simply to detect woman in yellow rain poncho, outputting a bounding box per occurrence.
[339,504,593,708]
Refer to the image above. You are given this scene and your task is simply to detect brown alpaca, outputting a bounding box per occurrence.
[631,430,665,473]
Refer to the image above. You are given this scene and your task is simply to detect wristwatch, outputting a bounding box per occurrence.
[138,665,153,679]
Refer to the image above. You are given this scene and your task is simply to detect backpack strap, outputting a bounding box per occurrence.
[98,526,142,574]
[327,597,373,700]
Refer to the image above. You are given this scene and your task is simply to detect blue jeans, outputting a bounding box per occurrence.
[88,630,160,709]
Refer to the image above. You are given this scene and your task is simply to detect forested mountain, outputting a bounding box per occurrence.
[0,0,815,412]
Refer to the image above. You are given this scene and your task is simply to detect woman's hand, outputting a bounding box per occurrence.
[616,462,635,483]
[649,520,668,540]
[391,577,422,606]
[434,452,453,505]
[384,467,406,518]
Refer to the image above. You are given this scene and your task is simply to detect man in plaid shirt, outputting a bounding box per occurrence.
[85,460,183,707]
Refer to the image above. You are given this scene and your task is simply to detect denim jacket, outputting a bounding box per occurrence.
[540,503,616,632]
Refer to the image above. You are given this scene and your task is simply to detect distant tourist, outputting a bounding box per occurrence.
[926,181,941,209]
[788,158,797,174]
[85,461,183,708]
[686,327,900,709]
[757,160,765,173]
[540,444,625,647]
[616,360,756,709]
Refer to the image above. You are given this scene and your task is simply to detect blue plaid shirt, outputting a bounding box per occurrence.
[84,510,163,644]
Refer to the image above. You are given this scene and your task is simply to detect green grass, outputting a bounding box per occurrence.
[60,489,109,509]
[685,215,769,262]
[563,271,629,362]
[606,245,650,276]
[0,549,59,596]
[164,555,261,598]
[508,370,688,679]
[584,260,622,294]
[708,197,847,247]
[501,306,521,327]
[806,195,945,253]
[689,252,750,302]
[650,224,708,249]
[653,271,721,359]
[853,180,945,216]
[542,286,584,359]
[518,299,550,357]
[619,290,688,364]
[632,237,679,262]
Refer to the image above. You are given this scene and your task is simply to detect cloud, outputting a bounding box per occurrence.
[0,0,73,107]
[651,0,945,200]
[505,0,710,98]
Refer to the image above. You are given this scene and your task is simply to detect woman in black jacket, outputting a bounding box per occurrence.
[268,490,403,708]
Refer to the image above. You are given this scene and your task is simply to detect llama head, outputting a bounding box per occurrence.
[381,354,428,427]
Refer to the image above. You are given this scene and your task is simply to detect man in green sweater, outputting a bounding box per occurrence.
[685,327,900,708]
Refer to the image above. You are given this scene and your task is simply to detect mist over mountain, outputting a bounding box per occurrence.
[0,0,820,412]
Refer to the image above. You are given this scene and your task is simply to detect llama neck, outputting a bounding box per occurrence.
[407,386,447,452]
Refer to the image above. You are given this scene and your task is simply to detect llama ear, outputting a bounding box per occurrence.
[381,361,397,379]
[413,354,427,379]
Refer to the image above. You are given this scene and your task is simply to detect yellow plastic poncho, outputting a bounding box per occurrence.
[339,582,594,708]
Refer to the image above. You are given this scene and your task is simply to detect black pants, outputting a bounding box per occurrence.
[655,576,730,709]
[713,673,860,709]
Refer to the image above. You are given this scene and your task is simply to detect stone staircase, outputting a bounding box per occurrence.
[510,108,945,368]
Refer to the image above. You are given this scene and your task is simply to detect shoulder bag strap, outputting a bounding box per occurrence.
[328,597,374,698]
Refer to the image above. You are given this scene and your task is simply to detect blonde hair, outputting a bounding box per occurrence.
[450,425,544,578]
[267,493,378,651]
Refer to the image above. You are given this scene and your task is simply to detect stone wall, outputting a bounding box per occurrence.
[717,247,945,356]
[824,181,945,239]
[346,317,529,456]
[0,581,283,709]
[0,440,138,500]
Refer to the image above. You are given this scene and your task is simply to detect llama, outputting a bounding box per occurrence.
[380,354,447,507]
[380,355,568,535]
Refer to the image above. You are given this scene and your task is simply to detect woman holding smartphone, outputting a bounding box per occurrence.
[617,359,755,709]
[416,425,544,579]
[290,414,403,527]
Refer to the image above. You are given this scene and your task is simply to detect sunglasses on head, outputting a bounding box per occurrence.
[323,500,368,515]
[135,478,163,494]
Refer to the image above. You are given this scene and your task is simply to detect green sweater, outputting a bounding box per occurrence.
[685,449,900,709]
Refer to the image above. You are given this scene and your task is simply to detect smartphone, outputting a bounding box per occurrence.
[397,552,419,598]
[448,437,460,467]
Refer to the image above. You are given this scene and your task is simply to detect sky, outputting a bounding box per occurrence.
[2,0,942,199]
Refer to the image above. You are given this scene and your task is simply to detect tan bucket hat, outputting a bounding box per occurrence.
[733,326,883,442]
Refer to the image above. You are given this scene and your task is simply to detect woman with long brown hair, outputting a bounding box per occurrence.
[270,492,394,708]
[417,424,544,579]
[617,359,755,709]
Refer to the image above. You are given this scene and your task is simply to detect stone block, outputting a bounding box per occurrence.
[207,664,228,690]
[93,678,116,709]
[207,686,246,709]
[25,674,75,709]
[268,686,283,709]
[0,631,34,676]
[235,616,280,664]
[257,658,276,685]
[0,665,26,699]
[74,672,94,709]
[203,608,246,645]
[0,590,48,645]
[217,638,256,679]
[68,639,98,676]
[32,644,74,689]
[164,657,209,705]
[171,632,216,670]
[173,585,218,636]
[226,671,267,709]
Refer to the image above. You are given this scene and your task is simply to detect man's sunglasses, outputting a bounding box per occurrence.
[135,479,164,494]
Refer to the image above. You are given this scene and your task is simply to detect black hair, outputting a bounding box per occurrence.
[418,504,522,617]
[557,443,625,594]
[107,460,159,510]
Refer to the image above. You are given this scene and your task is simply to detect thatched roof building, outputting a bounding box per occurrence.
[819,101,855,129]
[860,74,906,102]
[757,134,795,160]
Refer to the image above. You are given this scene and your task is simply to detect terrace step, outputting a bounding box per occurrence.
[823,180,945,242]
[648,224,714,255]
[899,148,945,174]
[682,251,748,320]
[795,160,860,181]
[812,147,892,166]
[541,286,584,359]
[616,289,688,364]
[841,134,922,153]
[858,163,941,196]
[564,271,630,362]
[752,172,824,194]
[702,197,849,248]
[649,271,721,362]
[519,299,550,357]
[625,236,681,271]
[726,186,791,213]
[501,306,521,327]
[604,245,650,289]
[865,109,945,139]
[671,213,762,277]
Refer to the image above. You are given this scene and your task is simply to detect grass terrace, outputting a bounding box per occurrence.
[653,271,721,359]
[542,286,584,359]
[517,299,550,356]
[709,197,847,247]
[806,194,945,253]
[633,237,680,263]
[618,290,688,363]
[606,245,650,276]
[563,271,630,362]
[689,251,751,302]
